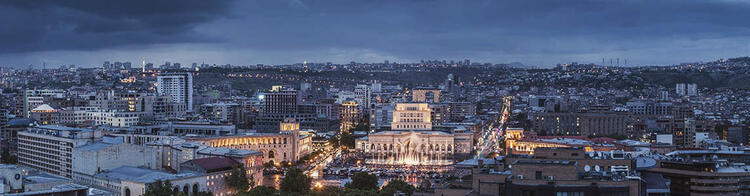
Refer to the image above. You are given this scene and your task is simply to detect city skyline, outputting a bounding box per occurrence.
[2,0,750,67]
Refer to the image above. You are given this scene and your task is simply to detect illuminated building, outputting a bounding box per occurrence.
[188,119,311,164]
[29,104,58,125]
[22,89,64,118]
[391,103,432,131]
[356,103,471,166]
[505,131,618,155]
[361,131,471,166]
[340,101,360,132]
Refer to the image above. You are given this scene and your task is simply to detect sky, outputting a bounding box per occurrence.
[1,0,750,68]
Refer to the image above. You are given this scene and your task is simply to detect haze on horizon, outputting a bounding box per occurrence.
[1,0,750,68]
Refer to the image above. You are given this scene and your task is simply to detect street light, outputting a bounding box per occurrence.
[315,182,323,190]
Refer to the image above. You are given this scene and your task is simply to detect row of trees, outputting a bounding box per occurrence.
[245,168,415,196]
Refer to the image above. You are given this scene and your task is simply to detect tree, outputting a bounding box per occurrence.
[279,167,311,194]
[225,166,251,193]
[144,180,175,196]
[343,188,378,196]
[346,172,378,191]
[310,186,343,196]
[328,136,340,148]
[245,186,276,196]
[380,179,415,196]
[1,147,17,164]
[340,131,356,149]
[417,179,431,192]
[194,191,213,196]
[353,119,370,132]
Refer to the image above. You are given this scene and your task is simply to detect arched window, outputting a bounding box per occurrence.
[193,184,199,196]
[124,188,131,196]
[269,151,275,159]
[183,185,189,194]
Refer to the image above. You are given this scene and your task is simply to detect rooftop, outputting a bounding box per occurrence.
[31,104,56,111]
[95,166,197,183]
[513,160,576,165]
[190,157,240,172]
[198,147,262,157]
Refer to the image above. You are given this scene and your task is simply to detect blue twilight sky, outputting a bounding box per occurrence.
[1,0,750,68]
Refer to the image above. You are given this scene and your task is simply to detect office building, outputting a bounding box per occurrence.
[157,73,193,112]
[18,125,103,178]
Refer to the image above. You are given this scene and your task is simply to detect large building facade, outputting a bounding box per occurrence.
[361,131,471,166]
[357,103,471,166]
[391,103,432,131]
[18,126,103,178]
[157,72,193,112]
[188,119,312,164]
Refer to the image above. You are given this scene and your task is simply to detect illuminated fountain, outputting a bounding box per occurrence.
[365,131,454,166]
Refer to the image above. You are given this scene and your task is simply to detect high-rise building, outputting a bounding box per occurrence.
[675,83,688,96]
[686,83,698,96]
[262,88,298,115]
[354,84,372,111]
[340,101,360,132]
[157,73,193,112]
[254,87,317,131]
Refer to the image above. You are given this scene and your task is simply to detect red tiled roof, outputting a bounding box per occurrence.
[192,157,240,171]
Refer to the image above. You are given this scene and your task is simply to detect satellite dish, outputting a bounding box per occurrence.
[595,165,601,172]
[584,165,591,172]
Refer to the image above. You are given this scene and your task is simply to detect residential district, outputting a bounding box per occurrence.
[2,57,750,196]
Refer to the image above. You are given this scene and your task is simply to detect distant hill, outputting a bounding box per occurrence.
[637,72,750,90]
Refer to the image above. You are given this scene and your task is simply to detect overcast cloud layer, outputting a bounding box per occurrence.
[1,0,750,67]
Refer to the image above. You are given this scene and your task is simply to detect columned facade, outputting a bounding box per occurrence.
[362,131,459,166]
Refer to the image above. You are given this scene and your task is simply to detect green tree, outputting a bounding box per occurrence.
[328,136,340,148]
[144,180,175,196]
[280,167,311,194]
[245,186,276,196]
[1,147,17,164]
[195,191,213,196]
[225,166,251,193]
[353,119,370,132]
[344,188,378,196]
[346,172,378,191]
[380,179,415,196]
[311,186,343,196]
[340,131,356,149]
[417,179,431,192]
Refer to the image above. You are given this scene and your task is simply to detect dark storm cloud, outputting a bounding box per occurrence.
[222,0,750,59]
[0,0,234,53]
[2,0,750,66]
